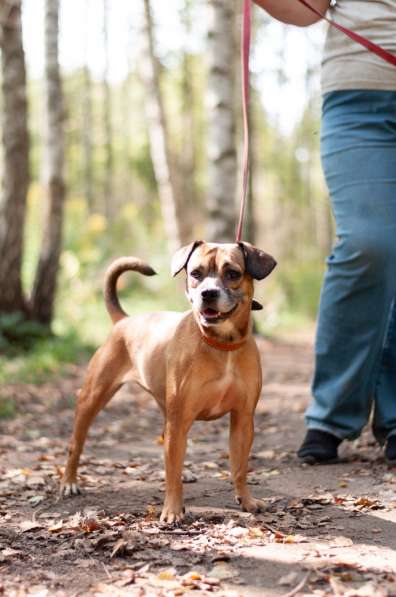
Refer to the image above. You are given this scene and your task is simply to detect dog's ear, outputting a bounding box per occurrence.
[171,241,203,277]
[252,299,263,311]
[239,242,277,280]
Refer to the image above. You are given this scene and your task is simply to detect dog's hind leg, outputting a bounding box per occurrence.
[61,338,129,496]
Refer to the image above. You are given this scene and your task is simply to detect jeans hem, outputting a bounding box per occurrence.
[305,421,358,441]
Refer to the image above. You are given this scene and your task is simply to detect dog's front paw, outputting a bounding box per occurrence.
[60,481,81,498]
[160,501,185,524]
[236,495,265,514]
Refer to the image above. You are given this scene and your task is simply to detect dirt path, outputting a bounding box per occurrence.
[1,338,396,596]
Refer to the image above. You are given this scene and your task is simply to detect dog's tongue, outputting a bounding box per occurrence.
[203,308,220,318]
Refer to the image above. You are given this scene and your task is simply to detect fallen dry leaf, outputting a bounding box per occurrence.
[203,461,219,470]
[248,527,265,538]
[209,562,238,579]
[354,496,380,510]
[157,569,177,581]
[183,571,202,582]
[48,520,64,533]
[116,570,136,587]
[110,538,128,558]
[19,520,43,533]
[0,548,23,560]
[80,517,101,533]
[144,504,157,522]
[328,535,354,548]
[278,571,299,586]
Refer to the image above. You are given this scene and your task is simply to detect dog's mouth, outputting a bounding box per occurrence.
[199,305,237,324]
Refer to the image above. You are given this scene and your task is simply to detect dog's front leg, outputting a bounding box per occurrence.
[160,415,191,524]
[229,410,265,513]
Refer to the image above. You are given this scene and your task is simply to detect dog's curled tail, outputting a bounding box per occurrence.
[104,257,157,324]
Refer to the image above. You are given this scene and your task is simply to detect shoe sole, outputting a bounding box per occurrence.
[298,454,340,465]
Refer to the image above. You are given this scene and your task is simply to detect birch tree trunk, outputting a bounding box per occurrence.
[0,0,29,314]
[206,0,237,242]
[140,0,182,252]
[30,0,65,326]
[102,0,113,220]
[121,19,134,205]
[82,0,94,212]
[178,0,196,242]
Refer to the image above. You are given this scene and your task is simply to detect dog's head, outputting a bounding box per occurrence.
[171,241,276,331]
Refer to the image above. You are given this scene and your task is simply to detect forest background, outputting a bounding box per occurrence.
[0,0,333,396]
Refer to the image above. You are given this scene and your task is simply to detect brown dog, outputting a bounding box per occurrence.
[61,241,276,523]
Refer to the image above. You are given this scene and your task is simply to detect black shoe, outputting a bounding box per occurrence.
[297,429,342,464]
[385,435,396,465]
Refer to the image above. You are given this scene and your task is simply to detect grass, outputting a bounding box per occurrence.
[0,398,17,419]
[0,282,187,390]
[0,331,94,386]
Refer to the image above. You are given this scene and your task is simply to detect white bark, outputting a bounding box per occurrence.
[102,0,113,219]
[140,0,182,252]
[31,0,65,325]
[206,0,237,242]
[179,0,196,242]
[82,0,93,211]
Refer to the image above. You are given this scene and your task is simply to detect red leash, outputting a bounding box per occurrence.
[235,0,251,243]
[297,0,396,68]
[235,0,396,243]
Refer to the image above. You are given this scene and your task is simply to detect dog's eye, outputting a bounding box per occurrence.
[190,269,203,280]
[225,269,242,281]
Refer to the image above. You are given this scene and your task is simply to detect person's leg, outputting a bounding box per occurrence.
[300,91,396,461]
[373,297,396,444]
[373,298,396,463]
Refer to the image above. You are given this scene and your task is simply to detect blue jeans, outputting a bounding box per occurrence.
[306,90,396,444]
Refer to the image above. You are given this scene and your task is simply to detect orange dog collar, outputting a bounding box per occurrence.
[201,334,246,352]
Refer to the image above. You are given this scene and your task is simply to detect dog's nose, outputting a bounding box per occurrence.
[201,289,219,301]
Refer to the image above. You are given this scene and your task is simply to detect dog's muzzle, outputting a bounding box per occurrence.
[190,281,239,325]
[199,300,238,324]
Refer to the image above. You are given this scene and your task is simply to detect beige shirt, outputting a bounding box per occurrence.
[321,0,396,93]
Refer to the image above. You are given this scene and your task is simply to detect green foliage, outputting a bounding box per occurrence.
[0,312,49,353]
[0,331,93,385]
[0,398,17,419]
[277,260,324,319]
[131,142,157,190]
